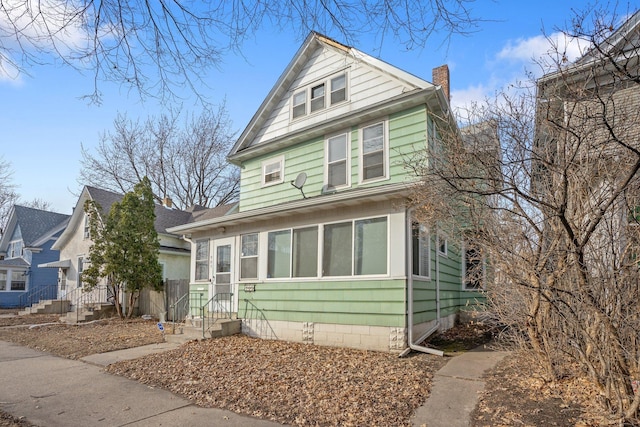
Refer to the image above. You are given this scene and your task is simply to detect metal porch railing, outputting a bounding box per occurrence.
[18,284,58,309]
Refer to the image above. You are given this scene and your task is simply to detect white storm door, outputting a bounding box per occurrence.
[209,237,235,314]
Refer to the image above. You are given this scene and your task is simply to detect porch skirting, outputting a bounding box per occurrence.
[242,313,459,353]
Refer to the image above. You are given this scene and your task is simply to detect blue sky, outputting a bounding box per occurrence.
[1,0,637,214]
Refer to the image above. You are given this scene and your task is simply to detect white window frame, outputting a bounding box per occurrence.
[462,241,486,291]
[0,268,28,292]
[321,215,389,278]
[310,82,325,113]
[83,214,90,239]
[290,71,349,120]
[261,155,285,187]
[77,257,84,288]
[330,73,347,105]
[240,233,259,281]
[324,131,351,190]
[195,239,210,282]
[359,120,389,183]
[412,222,431,279]
[292,90,306,119]
[8,240,22,258]
[266,226,320,280]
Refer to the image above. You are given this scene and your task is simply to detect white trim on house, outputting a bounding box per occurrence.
[358,118,390,184]
[169,182,412,235]
[261,155,285,187]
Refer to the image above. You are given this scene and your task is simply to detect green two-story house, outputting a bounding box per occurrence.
[169,33,485,353]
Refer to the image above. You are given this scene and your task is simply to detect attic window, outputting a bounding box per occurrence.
[330,74,346,104]
[290,71,348,120]
[310,84,325,112]
[292,91,306,119]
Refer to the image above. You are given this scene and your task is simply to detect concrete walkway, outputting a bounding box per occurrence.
[0,337,508,427]
[412,344,510,427]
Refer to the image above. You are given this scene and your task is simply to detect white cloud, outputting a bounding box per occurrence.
[451,31,588,114]
[0,0,93,83]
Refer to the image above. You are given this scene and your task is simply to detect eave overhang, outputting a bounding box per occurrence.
[167,182,413,235]
[228,87,442,165]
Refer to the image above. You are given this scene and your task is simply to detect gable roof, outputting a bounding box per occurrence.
[52,186,235,250]
[0,205,69,249]
[228,32,441,162]
[85,186,194,235]
[574,10,640,66]
[540,10,640,85]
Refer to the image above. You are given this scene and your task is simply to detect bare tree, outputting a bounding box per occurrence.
[80,105,239,210]
[410,6,640,423]
[0,0,479,103]
[0,157,19,236]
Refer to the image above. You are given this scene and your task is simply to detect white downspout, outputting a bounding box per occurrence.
[400,209,443,357]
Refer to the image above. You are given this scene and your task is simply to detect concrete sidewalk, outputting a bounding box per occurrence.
[412,344,510,427]
[0,340,280,427]
[0,338,507,427]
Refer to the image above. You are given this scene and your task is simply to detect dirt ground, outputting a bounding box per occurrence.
[0,311,614,426]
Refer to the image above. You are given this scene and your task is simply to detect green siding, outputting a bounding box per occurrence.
[411,236,486,326]
[238,279,406,327]
[238,105,428,212]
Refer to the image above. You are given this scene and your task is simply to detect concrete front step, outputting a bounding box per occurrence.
[19,300,70,316]
[61,304,116,324]
[164,318,242,343]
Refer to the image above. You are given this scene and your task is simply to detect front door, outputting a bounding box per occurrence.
[209,237,235,314]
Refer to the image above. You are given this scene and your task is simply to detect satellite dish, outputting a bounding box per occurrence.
[292,172,307,189]
[291,172,307,199]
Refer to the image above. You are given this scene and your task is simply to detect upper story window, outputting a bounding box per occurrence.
[262,156,285,186]
[8,240,23,258]
[292,91,306,119]
[360,121,387,182]
[83,214,90,239]
[330,74,346,104]
[325,132,350,189]
[290,71,348,120]
[310,83,325,112]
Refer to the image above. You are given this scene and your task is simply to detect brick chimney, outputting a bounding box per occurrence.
[162,196,173,209]
[432,64,450,102]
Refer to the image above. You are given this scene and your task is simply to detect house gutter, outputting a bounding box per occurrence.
[400,209,443,357]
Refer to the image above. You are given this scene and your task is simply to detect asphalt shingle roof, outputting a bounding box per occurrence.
[85,186,218,235]
[13,206,70,246]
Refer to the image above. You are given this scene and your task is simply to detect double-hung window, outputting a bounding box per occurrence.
[290,71,348,119]
[412,223,431,278]
[240,233,259,280]
[292,90,306,119]
[262,156,284,186]
[77,257,84,288]
[330,74,346,104]
[361,122,387,181]
[326,133,349,188]
[195,239,209,281]
[310,83,325,112]
[10,270,25,291]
